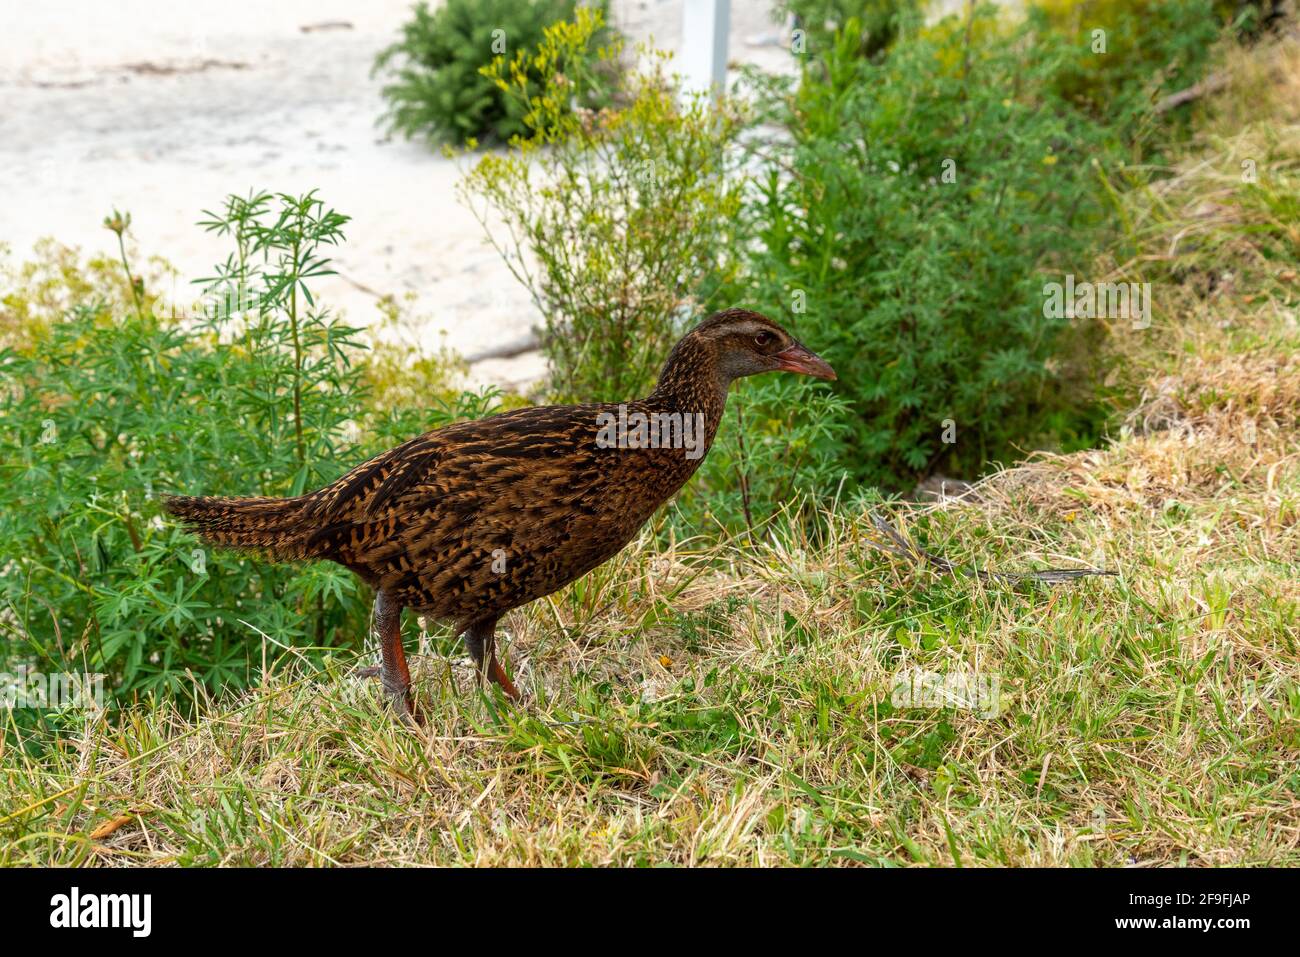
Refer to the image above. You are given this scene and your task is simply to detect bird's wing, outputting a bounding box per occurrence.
[301,405,613,567]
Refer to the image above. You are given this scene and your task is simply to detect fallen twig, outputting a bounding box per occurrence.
[1154,74,1229,114]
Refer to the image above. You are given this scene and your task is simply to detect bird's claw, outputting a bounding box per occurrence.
[355,665,423,726]
[386,687,423,727]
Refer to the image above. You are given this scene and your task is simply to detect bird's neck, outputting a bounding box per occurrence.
[646,334,729,424]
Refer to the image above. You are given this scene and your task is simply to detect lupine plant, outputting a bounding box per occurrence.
[0,192,491,724]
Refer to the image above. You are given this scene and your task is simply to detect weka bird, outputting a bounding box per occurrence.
[164,309,835,720]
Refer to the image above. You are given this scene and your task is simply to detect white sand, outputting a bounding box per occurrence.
[0,0,792,390]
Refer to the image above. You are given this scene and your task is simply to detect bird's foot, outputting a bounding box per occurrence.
[385,685,423,727]
[354,665,423,726]
[489,658,522,702]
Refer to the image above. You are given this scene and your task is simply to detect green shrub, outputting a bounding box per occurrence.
[682,372,853,536]
[456,3,1225,528]
[776,0,919,59]
[713,1,1225,505]
[2,241,140,353]
[1028,0,1220,127]
[461,8,747,403]
[1217,1,1290,39]
[374,0,618,145]
[720,6,1179,496]
[0,192,495,717]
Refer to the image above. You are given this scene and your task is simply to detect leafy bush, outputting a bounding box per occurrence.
[1217,1,1290,39]
[461,8,747,403]
[0,192,493,716]
[374,0,618,145]
[455,2,1227,528]
[1029,0,1220,126]
[1,239,152,354]
[683,372,853,536]
[720,6,1184,495]
[776,0,919,59]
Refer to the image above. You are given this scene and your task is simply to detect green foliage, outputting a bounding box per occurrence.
[0,192,492,717]
[1028,0,1220,125]
[460,3,1225,527]
[682,375,852,535]
[720,3,1219,496]
[776,0,919,59]
[460,8,747,404]
[374,0,617,145]
[1216,1,1290,39]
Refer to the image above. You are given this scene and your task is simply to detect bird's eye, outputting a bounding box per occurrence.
[754,331,775,348]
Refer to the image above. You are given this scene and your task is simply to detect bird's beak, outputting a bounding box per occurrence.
[773,342,837,381]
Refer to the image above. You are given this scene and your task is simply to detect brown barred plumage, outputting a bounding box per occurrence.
[164,309,835,720]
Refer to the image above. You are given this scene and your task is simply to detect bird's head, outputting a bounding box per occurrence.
[688,308,836,385]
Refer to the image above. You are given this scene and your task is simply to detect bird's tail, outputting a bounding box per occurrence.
[162,494,316,560]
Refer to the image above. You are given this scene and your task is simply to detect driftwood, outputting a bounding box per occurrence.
[463,333,542,364]
[300,21,353,33]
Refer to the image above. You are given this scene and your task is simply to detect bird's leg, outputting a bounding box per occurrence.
[463,617,521,701]
[372,589,419,724]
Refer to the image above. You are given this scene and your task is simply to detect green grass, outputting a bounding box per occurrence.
[1,32,1298,869]
[2,397,1295,864]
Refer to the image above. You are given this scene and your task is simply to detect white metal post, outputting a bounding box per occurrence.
[679,0,730,100]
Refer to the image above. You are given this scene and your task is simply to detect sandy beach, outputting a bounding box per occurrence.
[0,0,796,389]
